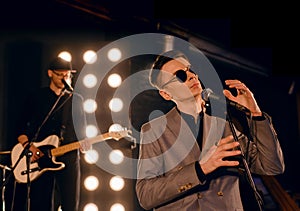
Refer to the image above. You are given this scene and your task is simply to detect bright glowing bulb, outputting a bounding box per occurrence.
[109,149,124,164]
[83,74,97,88]
[110,203,125,211]
[83,50,97,64]
[107,73,122,88]
[84,99,97,113]
[58,51,72,62]
[84,149,99,164]
[109,176,125,191]
[86,124,98,138]
[108,98,123,112]
[83,203,98,211]
[109,123,124,132]
[107,48,121,62]
[84,175,99,191]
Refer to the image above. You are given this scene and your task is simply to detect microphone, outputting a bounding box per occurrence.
[62,79,73,92]
[201,88,250,113]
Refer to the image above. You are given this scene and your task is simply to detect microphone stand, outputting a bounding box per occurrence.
[4,88,69,211]
[226,107,264,211]
[1,158,11,211]
[1,138,32,211]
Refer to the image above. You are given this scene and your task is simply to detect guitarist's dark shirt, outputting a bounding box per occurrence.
[13,86,87,211]
[16,87,86,145]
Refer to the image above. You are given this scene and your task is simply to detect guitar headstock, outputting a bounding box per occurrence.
[108,129,133,141]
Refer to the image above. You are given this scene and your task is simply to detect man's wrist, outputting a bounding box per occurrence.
[248,111,266,121]
[195,162,206,183]
[251,111,262,117]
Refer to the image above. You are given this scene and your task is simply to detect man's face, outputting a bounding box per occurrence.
[49,69,73,89]
[159,58,203,101]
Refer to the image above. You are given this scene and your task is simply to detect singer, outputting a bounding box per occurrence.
[12,57,90,211]
[136,50,285,211]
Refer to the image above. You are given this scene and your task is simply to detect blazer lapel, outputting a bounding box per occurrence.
[165,108,201,162]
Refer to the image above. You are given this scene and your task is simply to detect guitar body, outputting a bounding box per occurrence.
[11,129,131,183]
[11,135,65,183]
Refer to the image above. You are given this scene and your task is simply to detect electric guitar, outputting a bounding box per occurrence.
[11,130,132,183]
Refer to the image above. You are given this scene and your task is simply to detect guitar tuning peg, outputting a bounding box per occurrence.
[127,130,134,139]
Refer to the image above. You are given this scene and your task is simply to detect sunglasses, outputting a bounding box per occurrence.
[161,68,196,88]
[52,70,73,78]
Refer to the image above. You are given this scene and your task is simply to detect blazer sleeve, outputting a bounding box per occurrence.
[240,112,285,175]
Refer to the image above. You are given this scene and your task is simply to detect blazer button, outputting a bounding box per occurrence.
[178,186,185,193]
[217,191,224,196]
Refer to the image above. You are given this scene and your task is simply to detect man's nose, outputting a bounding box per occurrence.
[187,71,197,81]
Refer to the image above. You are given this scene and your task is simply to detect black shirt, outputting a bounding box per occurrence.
[180,110,204,150]
[16,87,86,145]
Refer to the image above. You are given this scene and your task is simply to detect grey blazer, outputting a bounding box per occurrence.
[136,107,285,211]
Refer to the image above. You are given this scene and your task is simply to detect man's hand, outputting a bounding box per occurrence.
[199,135,241,174]
[24,144,43,162]
[223,79,262,116]
[79,140,92,153]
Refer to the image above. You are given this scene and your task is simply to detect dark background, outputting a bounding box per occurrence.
[0,0,299,210]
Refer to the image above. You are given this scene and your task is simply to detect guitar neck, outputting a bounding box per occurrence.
[51,133,112,157]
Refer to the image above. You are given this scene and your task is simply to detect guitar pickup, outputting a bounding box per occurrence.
[21,167,41,175]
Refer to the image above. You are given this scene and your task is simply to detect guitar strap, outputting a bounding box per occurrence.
[57,92,72,144]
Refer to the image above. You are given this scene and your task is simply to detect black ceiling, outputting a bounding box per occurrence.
[1,0,299,77]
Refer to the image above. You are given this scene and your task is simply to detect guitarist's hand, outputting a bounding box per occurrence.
[24,143,44,162]
[79,140,92,153]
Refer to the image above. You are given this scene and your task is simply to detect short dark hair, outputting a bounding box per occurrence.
[149,50,188,89]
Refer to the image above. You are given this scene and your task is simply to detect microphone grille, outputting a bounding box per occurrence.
[201,88,213,101]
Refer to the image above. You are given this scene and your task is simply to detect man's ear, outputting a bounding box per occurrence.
[48,69,53,78]
[159,90,172,100]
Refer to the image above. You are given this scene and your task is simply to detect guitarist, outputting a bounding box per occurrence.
[12,57,89,211]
